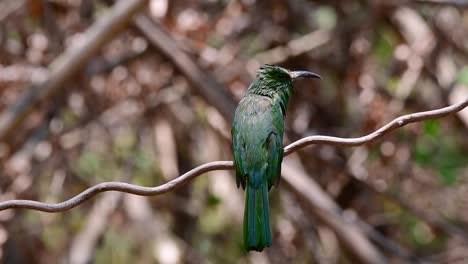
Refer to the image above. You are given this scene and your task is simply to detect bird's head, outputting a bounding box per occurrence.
[250,64,321,96]
[257,64,322,81]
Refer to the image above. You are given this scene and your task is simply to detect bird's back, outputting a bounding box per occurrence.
[232,94,284,189]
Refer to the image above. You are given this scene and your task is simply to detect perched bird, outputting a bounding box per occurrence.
[232,64,321,251]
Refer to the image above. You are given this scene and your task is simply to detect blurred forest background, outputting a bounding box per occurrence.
[0,0,467,263]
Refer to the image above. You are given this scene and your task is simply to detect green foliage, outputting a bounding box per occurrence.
[113,129,137,158]
[382,198,446,250]
[74,151,118,181]
[423,119,440,137]
[132,149,158,186]
[198,205,226,235]
[373,25,398,66]
[386,77,400,94]
[68,208,86,232]
[402,214,434,247]
[194,225,246,262]
[413,120,468,185]
[42,225,67,251]
[402,213,447,250]
[198,193,226,235]
[455,66,468,85]
[206,193,221,207]
[190,175,247,261]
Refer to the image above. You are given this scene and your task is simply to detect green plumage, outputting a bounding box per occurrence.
[231,65,321,252]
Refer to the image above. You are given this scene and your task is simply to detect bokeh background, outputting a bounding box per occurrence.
[0,0,467,263]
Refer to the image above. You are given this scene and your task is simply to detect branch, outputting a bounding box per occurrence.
[133,15,237,121]
[284,98,468,154]
[0,98,466,212]
[280,164,388,264]
[0,161,233,212]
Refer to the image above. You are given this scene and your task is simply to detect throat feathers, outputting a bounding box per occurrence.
[231,64,321,251]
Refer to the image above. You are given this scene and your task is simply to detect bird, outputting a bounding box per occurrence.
[231,64,321,252]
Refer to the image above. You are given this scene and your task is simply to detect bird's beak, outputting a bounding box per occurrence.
[290,71,322,80]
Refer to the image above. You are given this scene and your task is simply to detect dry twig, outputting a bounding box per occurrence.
[284,98,468,154]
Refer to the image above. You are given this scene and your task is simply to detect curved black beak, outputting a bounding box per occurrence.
[290,71,322,80]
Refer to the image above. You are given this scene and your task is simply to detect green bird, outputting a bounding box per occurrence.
[231,64,321,251]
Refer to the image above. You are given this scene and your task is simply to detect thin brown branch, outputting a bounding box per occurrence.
[284,98,468,155]
[0,161,233,212]
[0,98,466,212]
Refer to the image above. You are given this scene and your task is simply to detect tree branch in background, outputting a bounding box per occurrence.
[0,98,465,212]
[250,30,331,70]
[0,0,148,142]
[0,0,24,21]
[414,0,468,7]
[133,15,237,121]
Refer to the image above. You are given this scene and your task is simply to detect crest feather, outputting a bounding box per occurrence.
[257,65,291,80]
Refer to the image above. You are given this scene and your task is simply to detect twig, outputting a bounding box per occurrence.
[0,161,233,212]
[0,98,465,212]
[284,98,468,154]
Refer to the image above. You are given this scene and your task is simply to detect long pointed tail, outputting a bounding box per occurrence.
[244,183,272,251]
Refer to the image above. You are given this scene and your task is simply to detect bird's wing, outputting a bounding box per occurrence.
[232,120,247,189]
[265,104,284,189]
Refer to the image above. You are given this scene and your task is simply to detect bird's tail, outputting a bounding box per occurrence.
[244,182,272,252]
